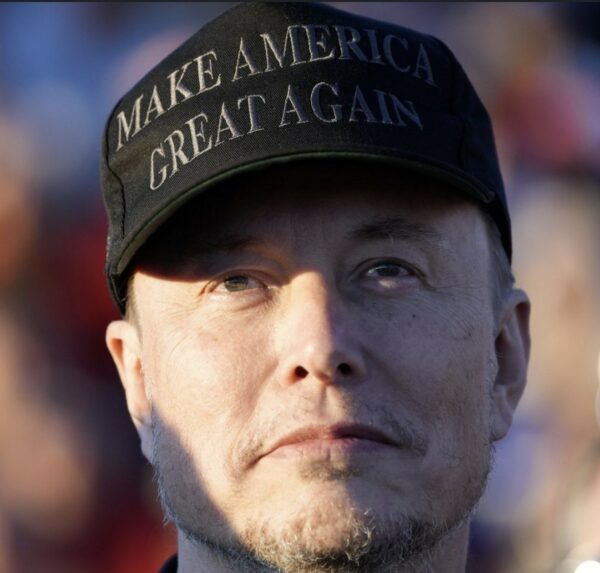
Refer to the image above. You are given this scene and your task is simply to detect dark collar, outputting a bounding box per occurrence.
[158,554,178,573]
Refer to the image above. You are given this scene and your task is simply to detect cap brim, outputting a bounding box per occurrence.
[114,149,495,278]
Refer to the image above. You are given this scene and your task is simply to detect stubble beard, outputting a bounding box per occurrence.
[150,412,493,573]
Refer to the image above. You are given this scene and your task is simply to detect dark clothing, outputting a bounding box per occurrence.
[158,554,177,573]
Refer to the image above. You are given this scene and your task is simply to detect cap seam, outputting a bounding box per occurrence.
[104,99,127,240]
[432,35,468,174]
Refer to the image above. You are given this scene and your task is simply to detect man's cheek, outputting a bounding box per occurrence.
[153,325,272,440]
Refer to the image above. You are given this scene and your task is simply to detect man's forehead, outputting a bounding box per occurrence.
[174,217,448,261]
[138,163,477,262]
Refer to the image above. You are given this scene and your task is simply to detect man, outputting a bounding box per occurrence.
[100,3,530,572]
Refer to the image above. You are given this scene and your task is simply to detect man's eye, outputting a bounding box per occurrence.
[365,262,410,278]
[217,275,263,293]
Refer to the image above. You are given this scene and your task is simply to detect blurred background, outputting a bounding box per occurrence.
[0,3,599,572]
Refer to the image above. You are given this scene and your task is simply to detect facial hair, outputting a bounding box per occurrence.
[150,408,493,573]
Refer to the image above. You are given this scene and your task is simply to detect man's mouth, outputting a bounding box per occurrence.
[260,422,400,460]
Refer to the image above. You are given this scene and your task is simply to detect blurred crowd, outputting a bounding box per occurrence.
[0,3,599,572]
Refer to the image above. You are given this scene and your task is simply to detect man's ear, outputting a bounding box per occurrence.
[490,288,531,441]
[106,320,154,461]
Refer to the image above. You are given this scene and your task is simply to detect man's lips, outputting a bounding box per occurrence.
[260,423,399,459]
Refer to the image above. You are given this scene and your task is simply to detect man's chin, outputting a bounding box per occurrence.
[238,504,449,573]
[170,483,474,573]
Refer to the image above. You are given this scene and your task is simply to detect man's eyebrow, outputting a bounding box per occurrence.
[349,217,444,247]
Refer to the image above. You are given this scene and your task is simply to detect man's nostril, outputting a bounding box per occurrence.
[294,366,309,379]
[338,363,352,376]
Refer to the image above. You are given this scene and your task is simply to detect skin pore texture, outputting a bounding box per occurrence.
[106,162,530,573]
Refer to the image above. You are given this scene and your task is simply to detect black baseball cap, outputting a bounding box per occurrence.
[101,1,511,314]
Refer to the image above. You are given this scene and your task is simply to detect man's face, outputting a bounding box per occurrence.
[112,163,524,571]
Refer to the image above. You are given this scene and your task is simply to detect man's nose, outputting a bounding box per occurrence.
[274,272,368,386]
